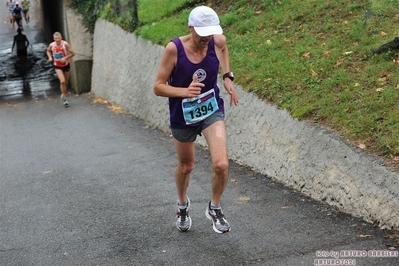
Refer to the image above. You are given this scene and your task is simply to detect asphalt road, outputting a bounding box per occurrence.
[1,2,398,266]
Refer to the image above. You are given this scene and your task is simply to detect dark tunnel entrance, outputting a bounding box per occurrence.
[41,0,65,43]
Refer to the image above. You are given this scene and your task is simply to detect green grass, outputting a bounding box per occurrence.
[83,0,399,161]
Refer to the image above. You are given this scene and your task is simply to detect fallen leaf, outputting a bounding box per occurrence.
[343,20,348,24]
[357,143,366,149]
[236,196,250,204]
[384,231,399,238]
[393,156,399,161]
[2,102,23,107]
[266,40,272,45]
[344,51,353,55]
[302,52,311,58]
[309,69,318,76]
[322,51,331,57]
[108,104,126,114]
[376,88,384,92]
[336,58,345,66]
[359,234,372,238]
[92,95,108,104]
[381,31,388,36]
[255,10,262,15]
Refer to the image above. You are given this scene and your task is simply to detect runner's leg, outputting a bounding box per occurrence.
[55,68,67,97]
[173,139,195,204]
[202,120,229,205]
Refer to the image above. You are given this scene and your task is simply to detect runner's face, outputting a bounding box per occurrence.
[198,35,212,48]
[53,35,62,45]
[190,27,212,48]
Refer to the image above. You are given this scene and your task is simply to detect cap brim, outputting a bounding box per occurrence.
[194,25,223,37]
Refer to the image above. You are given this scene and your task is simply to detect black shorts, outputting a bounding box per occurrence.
[54,64,70,72]
[170,111,225,142]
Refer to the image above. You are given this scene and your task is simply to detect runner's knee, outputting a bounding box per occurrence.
[177,162,194,174]
[213,159,229,175]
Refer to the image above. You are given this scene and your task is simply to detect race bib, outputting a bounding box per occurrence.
[53,52,63,60]
[182,89,219,125]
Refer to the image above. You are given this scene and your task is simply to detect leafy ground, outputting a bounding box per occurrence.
[76,0,399,171]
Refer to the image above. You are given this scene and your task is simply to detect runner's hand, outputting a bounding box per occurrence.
[186,74,203,98]
[224,79,239,106]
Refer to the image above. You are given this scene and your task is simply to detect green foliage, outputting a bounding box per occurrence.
[71,0,140,33]
[70,0,399,159]
[70,0,100,33]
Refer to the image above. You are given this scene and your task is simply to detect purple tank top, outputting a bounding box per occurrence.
[168,37,224,128]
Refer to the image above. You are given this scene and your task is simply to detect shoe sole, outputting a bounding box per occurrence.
[205,207,231,234]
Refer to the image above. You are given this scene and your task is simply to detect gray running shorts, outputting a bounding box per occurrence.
[170,111,225,142]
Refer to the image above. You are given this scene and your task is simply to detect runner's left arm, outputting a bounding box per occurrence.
[214,34,239,106]
[64,42,75,62]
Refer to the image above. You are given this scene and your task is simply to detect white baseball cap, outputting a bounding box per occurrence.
[188,6,223,37]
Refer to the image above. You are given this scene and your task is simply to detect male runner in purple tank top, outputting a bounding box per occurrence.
[154,6,239,234]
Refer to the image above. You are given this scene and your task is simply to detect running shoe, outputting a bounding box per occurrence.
[61,95,69,107]
[205,201,231,233]
[176,196,191,232]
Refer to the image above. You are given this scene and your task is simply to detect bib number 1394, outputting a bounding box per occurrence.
[182,89,219,125]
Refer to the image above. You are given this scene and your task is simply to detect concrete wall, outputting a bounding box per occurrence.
[64,2,93,94]
[91,19,399,230]
[65,9,92,94]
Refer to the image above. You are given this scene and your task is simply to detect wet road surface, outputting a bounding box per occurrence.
[0,0,59,104]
